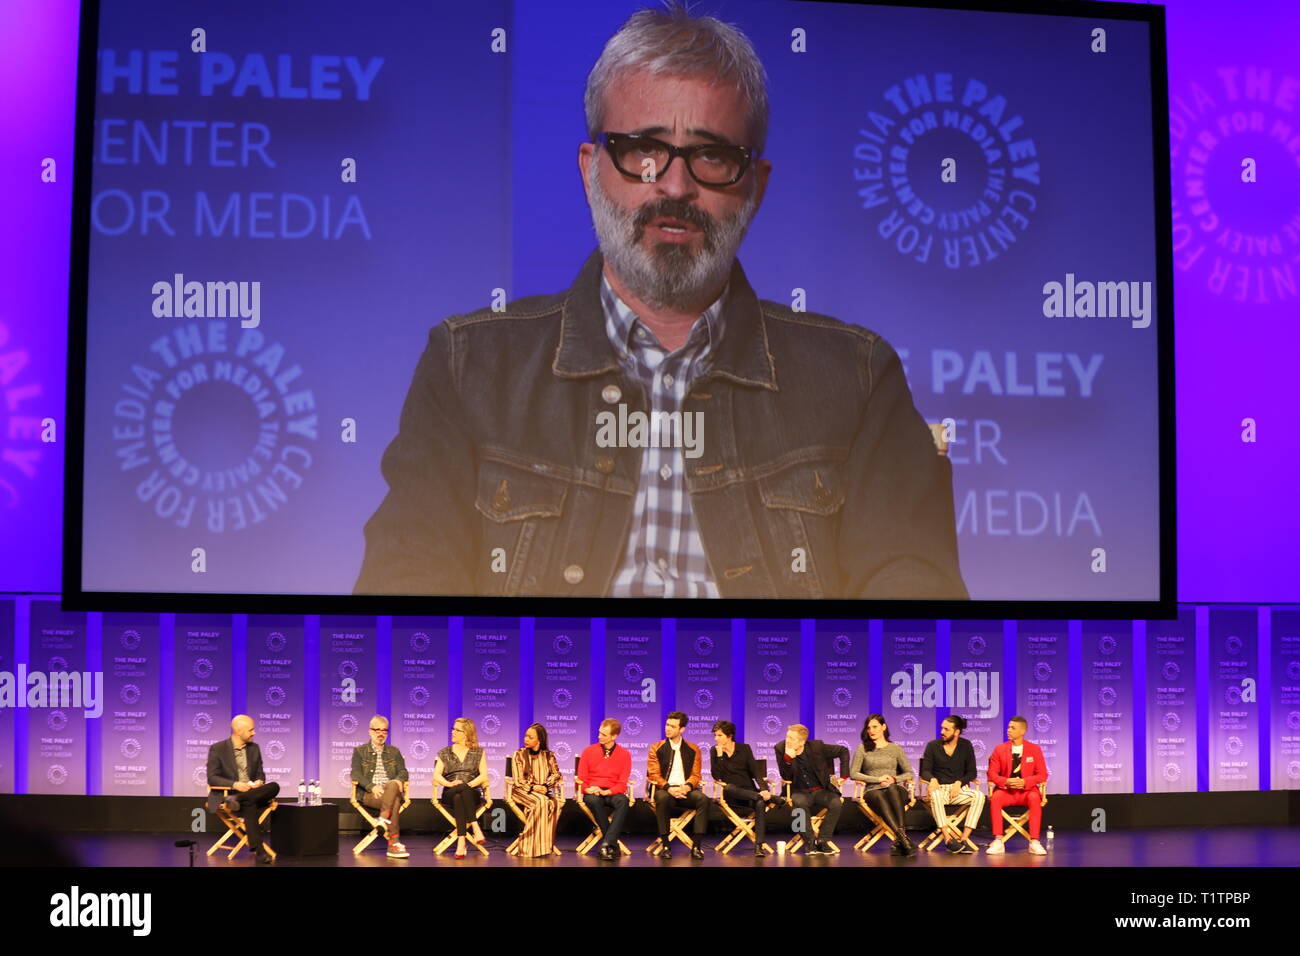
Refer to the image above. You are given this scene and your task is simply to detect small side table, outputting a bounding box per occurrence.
[273,802,339,857]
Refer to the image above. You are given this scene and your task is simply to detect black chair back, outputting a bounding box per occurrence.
[505,756,514,780]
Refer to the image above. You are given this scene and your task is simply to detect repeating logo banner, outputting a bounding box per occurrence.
[675,620,731,748]
[172,613,231,797]
[814,620,870,756]
[1081,621,1134,793]
[533,619,590,779]
[1145,608,1198,793]
[0,600,13,793]
[604,619,661,797]
[1271,609,1300,790]
[948,621,1004,769]
[1015,621,1069,794]
[1209,608,1259,791]
[100,612,160,794]
[744,620,801,766]
[27,603,88,794]
[882,620,939,764]
[462,617,520,798]
[391,616,449,795]
[247,614,304,789]
[319,616,376,797]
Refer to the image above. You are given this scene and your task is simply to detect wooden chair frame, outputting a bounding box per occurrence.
[917,779,980,852]
[782,779,842,854]
[850,778,916,852]
[573,758,634,856]
[645,780,700,854]
[349,779,411,854]
[987,780,1049,846]
[431,780,492,856]
[712,778,775,855]
[206,786,278,861]
[504,756,562,857]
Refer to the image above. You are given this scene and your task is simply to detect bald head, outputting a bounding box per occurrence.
[231,715,255,745]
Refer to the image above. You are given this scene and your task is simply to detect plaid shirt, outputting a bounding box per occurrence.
[601,275,723,598]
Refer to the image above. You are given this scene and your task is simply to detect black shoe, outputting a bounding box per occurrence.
[952,840,975,854]
[810,841,833,855]
[658,843,672,860]
[901,839,917,857]
[255,850,272,864]
[598,844,617,861]
[945,839,963,853]
[690,844,705,860]
[890,841,906,856]
[754,846,767,858]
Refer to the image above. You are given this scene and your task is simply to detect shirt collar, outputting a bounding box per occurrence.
[600,272,727,362]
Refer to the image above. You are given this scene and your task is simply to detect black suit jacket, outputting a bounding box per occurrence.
[774,739,851,795]
[206,738,267,811]
[711,741,770,793]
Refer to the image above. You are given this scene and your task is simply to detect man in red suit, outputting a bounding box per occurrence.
[986,716,1048,855]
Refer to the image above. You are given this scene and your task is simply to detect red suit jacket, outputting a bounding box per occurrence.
[988,740,1048,792]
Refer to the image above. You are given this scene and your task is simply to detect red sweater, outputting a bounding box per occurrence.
[577,743,631,795]
[988,740,1048,790]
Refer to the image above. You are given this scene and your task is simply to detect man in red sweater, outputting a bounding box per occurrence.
[578,717,633,860]
[986,715,1048,855]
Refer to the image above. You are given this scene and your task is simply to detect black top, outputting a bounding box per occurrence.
[1010,747,1023,779]
[711,742,767,792]
[774,739,851,795]
[919,736,977,786]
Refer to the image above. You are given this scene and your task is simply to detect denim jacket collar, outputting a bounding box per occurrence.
[553,249,777,391]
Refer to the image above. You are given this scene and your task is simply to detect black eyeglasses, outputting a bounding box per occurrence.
[599,132,754,186]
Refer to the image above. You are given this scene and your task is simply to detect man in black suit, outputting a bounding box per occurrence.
[206,714,280,863]
[710,720,776,856]
[774,724,850,854]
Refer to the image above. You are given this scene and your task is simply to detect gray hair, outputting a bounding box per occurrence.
[584,2,770,154]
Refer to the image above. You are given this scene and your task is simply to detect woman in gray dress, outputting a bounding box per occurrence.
[849,714,916,856]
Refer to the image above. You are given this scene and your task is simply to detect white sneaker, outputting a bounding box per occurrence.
[985,839,1005,854]
[1028,839,1047,855]
[386,840,409,859]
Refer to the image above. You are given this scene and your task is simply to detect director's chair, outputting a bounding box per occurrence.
[349,779,411,854]
[431,779,492,856]
[573,756,633,856]
[503,756,562,857]
[645,779,701,855]
[206,786,278,861]
[850,778,916,852]
[782,779,842,854]
[713,760,776,855]
[917,779,980,852]
[987,780,1048,846]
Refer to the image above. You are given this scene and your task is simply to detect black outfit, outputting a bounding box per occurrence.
[774,739,850,842]
[919,737,977,786]
[711,742,772,846]
[863,785,909,845]
[206,738,280,852]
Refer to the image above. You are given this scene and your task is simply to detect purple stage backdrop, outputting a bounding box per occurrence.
[1016,620,1070,793]
[1146,608,1198,792]
[948,621,1004,769]
[462,618,520,797]
[533,619,590,779]
[744,621,802,767]
[1209,608,1260,790]
[1081,621,1134,793]
[1272,609,1300,790]
[675,620,731,749]
[604,619,662,796]
[100,611,159,794]
[814,620,871,756]
[883,620,940,766]
[247,614,304,790]
[172,613,231,797]
[26,602,87,794]
[0,600,14,793]
[318,616,376,796]
[390,616,449,795]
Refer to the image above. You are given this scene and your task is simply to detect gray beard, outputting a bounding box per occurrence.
[587,159,756,312]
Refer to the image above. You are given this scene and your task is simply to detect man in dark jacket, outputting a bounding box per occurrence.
[206,715,279,863]
[350,715,411,858]
[920,714,986,853]
[710,719,775,856]
[647,710,709,858]
[775,724,851,854]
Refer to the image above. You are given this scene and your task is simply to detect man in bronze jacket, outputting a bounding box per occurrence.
[647,711,710,858]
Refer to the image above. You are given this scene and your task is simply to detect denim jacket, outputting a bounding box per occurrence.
[354,250,967,600]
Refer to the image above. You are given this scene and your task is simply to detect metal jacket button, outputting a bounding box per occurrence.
[595,455,615,475]
[602,384,622,404]
[563,564,585,585]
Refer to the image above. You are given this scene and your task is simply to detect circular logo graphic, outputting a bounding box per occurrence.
[1163,660,1181,682]
[693,635,715,657]
[623,663,644,684]
[1289,760,1300,781]
[120,683,141,705]
[852,73,1041,270]
[1098,635,1118,656]
[120,738,142,759]
[264,685,286,707]
[481,661,502,682]
[192,657,214,679]
[628,768,644,791]
[265,739,285,761]
[481,714,502,736]
[487,767,502,791]
[1225,635,1244,656]
[1099,737,1117,758]
[1034,713,1052,734]
[338,713,358,735]
[693,688,714,710]
[967,634,987,656]
[551,634,573,655]
[192,712,213,733]
[553,740,573,764]
[1287,711,1300,731]
[338,767,353,787]
[109,324,318,532]
[1034,661,1052,682]
[763,663,784,683]
[900,714,919,735]
[192,765,208,788]
[762,715,784,736]
[338,659,358,680]
[1098,686,1118,707]
[1224,684,1243,705]
[1226,736,1244,756]
[1163,762,1182,783]
[46,764,68,786]
[47,656,69,672]
[832,687,853,708]
[409,631,430,653]
[972,738,987,759]
[624,715,644,737]
[411,740,430,761]
[1163,712,1182,732]
[1287,661,1300,681]
[552,688,573,709]
[119,629,142,651]
[409,685,430,707]
[265,631,287,653]
[833,634,853,655]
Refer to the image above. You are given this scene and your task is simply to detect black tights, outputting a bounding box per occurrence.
[442,783,480,836]
[864,784,909,841]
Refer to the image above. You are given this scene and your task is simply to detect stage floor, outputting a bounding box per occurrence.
[43,825,1300,867]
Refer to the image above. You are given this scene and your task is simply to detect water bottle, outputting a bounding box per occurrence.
[309,779,319,806]
[298,779,306,804]
[1046,826,1054,852]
